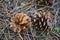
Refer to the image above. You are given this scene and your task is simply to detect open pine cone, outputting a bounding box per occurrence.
[30,10,54,32]
[38,10,53,31]
[10,13,31,32]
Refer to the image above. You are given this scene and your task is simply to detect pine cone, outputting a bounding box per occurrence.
[31,10,54,31]
[10,13,31,32]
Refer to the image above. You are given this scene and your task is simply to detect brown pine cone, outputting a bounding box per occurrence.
[33,10,54,31]
[10,13,31,32]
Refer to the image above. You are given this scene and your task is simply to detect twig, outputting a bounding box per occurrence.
[50,31,60,38]
[10,2,32,13]
[18,33,23,40]
[30,28,36,40]
[25,5,34,11]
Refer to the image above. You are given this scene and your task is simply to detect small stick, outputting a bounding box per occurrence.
[50,31,60,38]
[18,33,23,40]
